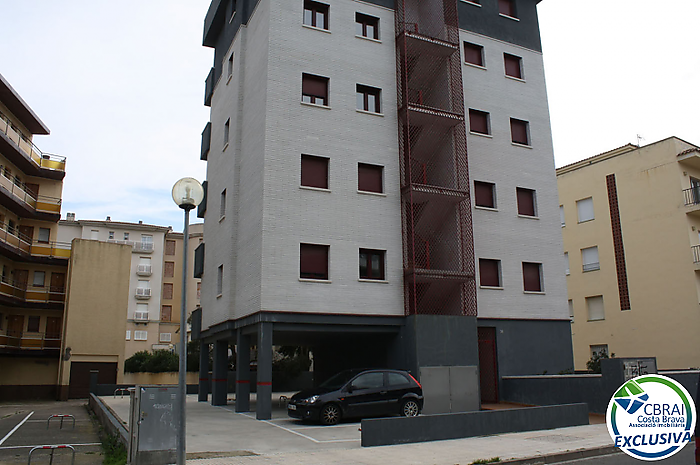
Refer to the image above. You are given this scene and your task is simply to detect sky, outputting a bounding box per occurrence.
[1,1,698,230]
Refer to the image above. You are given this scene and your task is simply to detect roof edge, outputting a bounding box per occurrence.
[0,73,50,135]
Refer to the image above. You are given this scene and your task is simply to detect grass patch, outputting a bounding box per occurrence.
[101,432,127,465]
[470,458,501,464]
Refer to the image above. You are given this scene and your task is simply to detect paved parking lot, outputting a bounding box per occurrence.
[0,400,102,464]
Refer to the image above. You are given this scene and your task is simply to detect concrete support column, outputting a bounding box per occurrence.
[211,340,228,406]
[198,342,209,402]
[235,329,251,412]
[256,322,273,420]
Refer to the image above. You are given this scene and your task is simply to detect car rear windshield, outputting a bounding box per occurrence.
[319,369,364,390]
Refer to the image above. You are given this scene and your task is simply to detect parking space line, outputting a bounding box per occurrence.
[0,411,33,446]
[0,442,101,450]
[216,408,360,444]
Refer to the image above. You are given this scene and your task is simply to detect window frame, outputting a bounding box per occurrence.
[474,181,496,209]
[359,248,386,281]
[576,197,595,223]
[301,73,330,107]
[498,0,518,19]
[522,262,543,293]
[33,270,46,287]
[301,154,329,190]
[217,264,224,296]
[516,187,537,217]
[303,0,329,30]
[581,246,600,272]
[220,189,227,219]
[469,109,491,135]
[479,258,502,288]
[358,163,384,194]
[356,84,381,114]
[300,243,330,281]
[27,315,40,333]
[510,118,530,146]
[355,12,379,40]
[586,295,605,321]
[159,333,172,343]
[463,42,485,67]
[504,53,523,79]
[38,227,50,243]
[224,118,230,147]
[134,330,148,341]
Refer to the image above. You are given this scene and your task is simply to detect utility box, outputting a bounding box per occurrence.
[128,385,180,465]
[420,366,479,414]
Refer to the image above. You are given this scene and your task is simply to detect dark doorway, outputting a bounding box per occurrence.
[478,327,499,403]
[49,273,65,302]
[68,362,117,399]
[7,315,24,347]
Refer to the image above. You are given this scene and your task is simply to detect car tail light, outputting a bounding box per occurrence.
[408,373,421,389]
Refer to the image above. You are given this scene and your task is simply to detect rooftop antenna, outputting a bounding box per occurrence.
[636,134,644,147]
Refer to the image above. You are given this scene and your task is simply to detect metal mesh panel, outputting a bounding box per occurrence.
[396,0,476,317]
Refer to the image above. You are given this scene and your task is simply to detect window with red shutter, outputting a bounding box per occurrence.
[504,53,522,79]
[163,283,173,300]
[499,0,517,18]
[510,118,529,145]
[522,262,542,292]
[302,74,329,106]
[301,155,329,189]
[469,109,490,135]
[300,244,329,280]
[516,187,536,216]
[464,42,484,67]
[358,163,383,193]
[474,181,496,208]
[479,259,501,287]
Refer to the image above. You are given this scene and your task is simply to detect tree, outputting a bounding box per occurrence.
[586,350,615,374]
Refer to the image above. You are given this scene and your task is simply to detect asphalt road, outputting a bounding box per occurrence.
[560,443,695,464]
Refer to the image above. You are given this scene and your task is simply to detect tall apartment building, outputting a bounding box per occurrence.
[195,0,571,418]
[0,73,70,398]
[557,137,700,371]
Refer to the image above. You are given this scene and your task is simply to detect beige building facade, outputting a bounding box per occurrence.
[557,137,700,370]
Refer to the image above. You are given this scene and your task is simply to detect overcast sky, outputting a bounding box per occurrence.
[1,1,698,230]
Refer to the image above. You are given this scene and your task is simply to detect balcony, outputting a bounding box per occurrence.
[204,67,215,107]
[0,169,61,220]
[134,311,149,322]
[107,240,153,253]
[0,330,61,352]
[136,264,152,276]
[693,245,700,271]
[0,110,66,179]
[683,187,700,217]
[135,288,151,299]
[0,278,65,308]
[0,223,70,263]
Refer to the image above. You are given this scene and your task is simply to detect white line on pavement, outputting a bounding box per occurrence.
[0,442,101,450]
[0,411,33,446]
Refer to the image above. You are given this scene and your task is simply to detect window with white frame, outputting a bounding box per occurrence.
[38,228,50,243]
[159,333,172,343]
[138,257,152,274]
[33,271,46,287]
[126,330,131,340]
[581,246,600,272]
[135,303,148,321]
[586,295,605,321]
[90,229,99,240]
[564,252,569,275]
[576,197,594,223]
[134,331,148,341]
[560,205,565,227]
[108,231,115,240]
[217,265,223,296]
[136,280,150,297]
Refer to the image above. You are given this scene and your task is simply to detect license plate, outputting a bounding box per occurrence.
[288,404,296,410]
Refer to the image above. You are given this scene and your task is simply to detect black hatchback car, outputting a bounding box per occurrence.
[287,369,423,425]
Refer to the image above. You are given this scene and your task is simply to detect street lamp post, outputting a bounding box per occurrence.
[171,178,204,465]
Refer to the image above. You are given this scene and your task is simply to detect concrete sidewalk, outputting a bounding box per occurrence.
[185,423,615,464]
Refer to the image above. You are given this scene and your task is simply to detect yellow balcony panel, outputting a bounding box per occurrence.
[36,200,61,214]
[30,242,71,259]
[0,110,66,174]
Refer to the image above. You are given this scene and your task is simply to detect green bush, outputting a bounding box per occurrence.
[142,350,179,373]
[124,351,151,373]
[587,350,615,374]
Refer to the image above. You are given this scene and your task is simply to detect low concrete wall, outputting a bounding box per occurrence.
[502,374,606,413]
[123,372,199,385]
[361,403,589,447]
[660,371,700,404]
[89,393,128,447]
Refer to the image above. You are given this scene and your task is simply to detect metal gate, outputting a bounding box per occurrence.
[478,327,498,403]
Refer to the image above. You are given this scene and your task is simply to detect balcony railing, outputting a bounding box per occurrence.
[683,187,700,207]
[134,311,149,321]
[136,264,152,276]
[0,110,66,172]
[135,288,151,299]
[107,240,154,253]
[693,245,700,264]
[0,278,66,304]
[0,222,70,259]
[0,330,61,350]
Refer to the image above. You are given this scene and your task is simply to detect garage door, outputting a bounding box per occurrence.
[68,362,117,399]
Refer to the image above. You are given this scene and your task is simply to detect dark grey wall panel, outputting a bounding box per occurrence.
[458,0,542,52]
[502,375,607,414]
[361,403,589,447]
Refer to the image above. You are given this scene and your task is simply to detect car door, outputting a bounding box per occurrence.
[386,371,413,413]
[343,371,387,418]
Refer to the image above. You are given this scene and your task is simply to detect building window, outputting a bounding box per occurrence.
[590,344,609,358]
[576,197,595,223]
[568,299,574,322]
[33,271,45,287]
[469,109,490,135]
[474,181,496,208]
[499,0,517,18]
[27,316,40,332]
[359,249,385,280]
[134,331,148,341]
[301,155,329,189]
[303,1,329,30]
[135,303,148,320]
[587,295,605,321]
[516,187,537,217]
[356,84,381,113]
[356,12,379,39]
[196,282,201,299]
[220,189,226,219]
[124,232,129,241]
[229,0,236,21]
[581,246,600,272]
[126,330,131,341]
[564,252,570,275]
[161,305,172,322]
[504,53,523,79]
[90,229,99,240]
[479,259,501,287]
[227,53,234,80]
[224,118,230,146]
[302,73,329,106]
[163,283,173,300]
[217,265,223,295]
[560,206,565,227]
[510,118,530,145]
[463,42,484,67]
[164,261,175,278]
[165,240,176,255]
[108,231,115,240]
[38,228,50,243]
[159,333,172,343]
[522,262,543,292]
[300,243,329,280]
[358,163,383,193]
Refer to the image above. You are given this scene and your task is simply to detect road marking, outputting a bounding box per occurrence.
[0,442,101,450]
[0,411,33,446]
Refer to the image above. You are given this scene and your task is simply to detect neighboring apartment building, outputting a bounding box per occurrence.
[195,0,570,418]
[0,73,70,399]
[557,137,700,370]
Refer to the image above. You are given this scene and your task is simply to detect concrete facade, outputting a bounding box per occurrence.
[557,137,700,370]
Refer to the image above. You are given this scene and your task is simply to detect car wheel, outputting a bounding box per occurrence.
[320,403,341,425]
[401,399,420,417]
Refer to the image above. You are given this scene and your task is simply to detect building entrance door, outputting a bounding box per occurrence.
[478,327,499,404]
[7,315,24,347]
[45,317,62,348]
[50,273,65,302]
